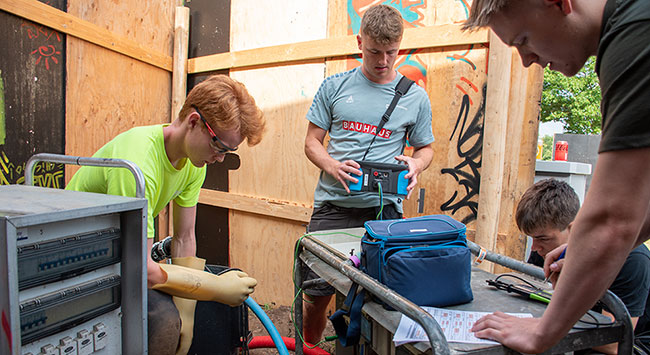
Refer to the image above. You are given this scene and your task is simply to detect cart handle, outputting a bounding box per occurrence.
[25,153,146,199]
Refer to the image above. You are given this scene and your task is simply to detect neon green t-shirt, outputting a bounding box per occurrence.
[66,124,207,239]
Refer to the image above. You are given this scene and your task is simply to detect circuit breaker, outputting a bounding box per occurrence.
[0,184,147,355]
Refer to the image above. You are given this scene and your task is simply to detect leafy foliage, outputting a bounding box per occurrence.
[541,56,602,134]
[541,135,554,160]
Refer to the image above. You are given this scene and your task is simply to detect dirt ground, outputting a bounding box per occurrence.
[247,305,336,354]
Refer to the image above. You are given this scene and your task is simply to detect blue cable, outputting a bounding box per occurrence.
[245,297,290,355]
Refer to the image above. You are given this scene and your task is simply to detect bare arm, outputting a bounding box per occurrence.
[147,238,165,288]
[472,147,650,353]
[170,201,197,258]
[304,122,361,194]
[394,144,433,199]
[145,202,197,288]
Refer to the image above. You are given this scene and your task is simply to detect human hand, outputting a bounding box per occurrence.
[215,270,258,306]
[330,159,361,194]
[471,312,548,354]
[394,155,421,199]
[151,264,257,306]
[544,243,567,288]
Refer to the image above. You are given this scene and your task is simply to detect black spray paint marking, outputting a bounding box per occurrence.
[441,84,486,224]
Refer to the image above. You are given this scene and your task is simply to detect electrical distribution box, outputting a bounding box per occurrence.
[0,184,147,355]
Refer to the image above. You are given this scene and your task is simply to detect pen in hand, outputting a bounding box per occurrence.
[544,248,566,284]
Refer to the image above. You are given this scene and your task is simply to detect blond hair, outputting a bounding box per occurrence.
[462,0,509,31]
[360,4,404,44]
[179,75,265,146]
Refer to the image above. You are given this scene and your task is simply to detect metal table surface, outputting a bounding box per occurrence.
[294,228,632,354]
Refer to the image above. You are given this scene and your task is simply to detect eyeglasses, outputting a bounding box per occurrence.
[192,105,238,154]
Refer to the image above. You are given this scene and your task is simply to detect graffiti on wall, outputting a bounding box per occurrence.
[435,0,487,224]
[0,5,66,189]
[347,0,428,88]
[0,151,64,187]
[21,20,62,71]
[440,84,486,224]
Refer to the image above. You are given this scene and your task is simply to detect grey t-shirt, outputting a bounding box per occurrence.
[306,67,434,212]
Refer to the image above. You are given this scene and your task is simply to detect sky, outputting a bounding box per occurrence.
[539,121,564,138]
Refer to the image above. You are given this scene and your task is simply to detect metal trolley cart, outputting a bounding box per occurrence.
[294,230,634,354]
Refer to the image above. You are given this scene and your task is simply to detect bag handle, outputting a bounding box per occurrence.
[328,282,366,347]
[379,216,462,237]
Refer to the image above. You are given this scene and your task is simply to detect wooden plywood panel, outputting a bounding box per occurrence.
[430,0,473,24]
[68,0,176,54]
[65,0,175,178]
[229,0,328,305]
[403,45,488,229]
[229,211,306,305]
[65,40,172,173]
[325,0,347,76]
[229,65,322,204]
[403,5,487,228]
[230,0,328,50]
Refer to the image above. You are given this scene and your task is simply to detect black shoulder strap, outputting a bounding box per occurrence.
[328,282,366,347]
[362,76,415,160]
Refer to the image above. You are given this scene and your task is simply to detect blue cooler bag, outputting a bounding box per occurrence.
[361,214,473,308]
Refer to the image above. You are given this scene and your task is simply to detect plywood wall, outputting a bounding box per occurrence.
[65,1,177,176]
[228,0,329,305]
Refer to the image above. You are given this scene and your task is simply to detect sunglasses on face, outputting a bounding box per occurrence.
[192,105,238,154]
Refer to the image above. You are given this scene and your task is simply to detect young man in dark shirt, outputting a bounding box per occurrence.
[517,179,650,353]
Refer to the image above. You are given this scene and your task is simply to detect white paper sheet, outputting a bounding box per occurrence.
[393,307,533,346]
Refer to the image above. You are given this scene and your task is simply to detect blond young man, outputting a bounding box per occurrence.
[303,4,434,345]
[67,74,265,354]
[462,0,650,352]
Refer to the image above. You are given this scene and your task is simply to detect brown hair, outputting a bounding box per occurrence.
[179,75,266,146]
[515,179,580,235]
[360,4,404,45]
[462,0,509,31]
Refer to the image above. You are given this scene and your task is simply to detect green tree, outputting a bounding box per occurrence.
[541,135,553,160]
[541,56,602,134]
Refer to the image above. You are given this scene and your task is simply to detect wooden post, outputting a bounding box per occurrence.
[475,31,512,272]
[171,6,190,120]
[160,6,190,240]
[493,59,544,273]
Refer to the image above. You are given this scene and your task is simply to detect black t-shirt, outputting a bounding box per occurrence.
[596,0,650,153]
[527,251,545,268]
[606,246,650,349]
[527,245,650,334]
[615,246,650,335]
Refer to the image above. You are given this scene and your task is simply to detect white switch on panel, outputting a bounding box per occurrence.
[57,336,78,355]
[76,329,93,355]
[92,323,107,351]
[38,344,60,355]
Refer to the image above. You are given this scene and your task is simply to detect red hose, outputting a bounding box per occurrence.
[248,336,331,355]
